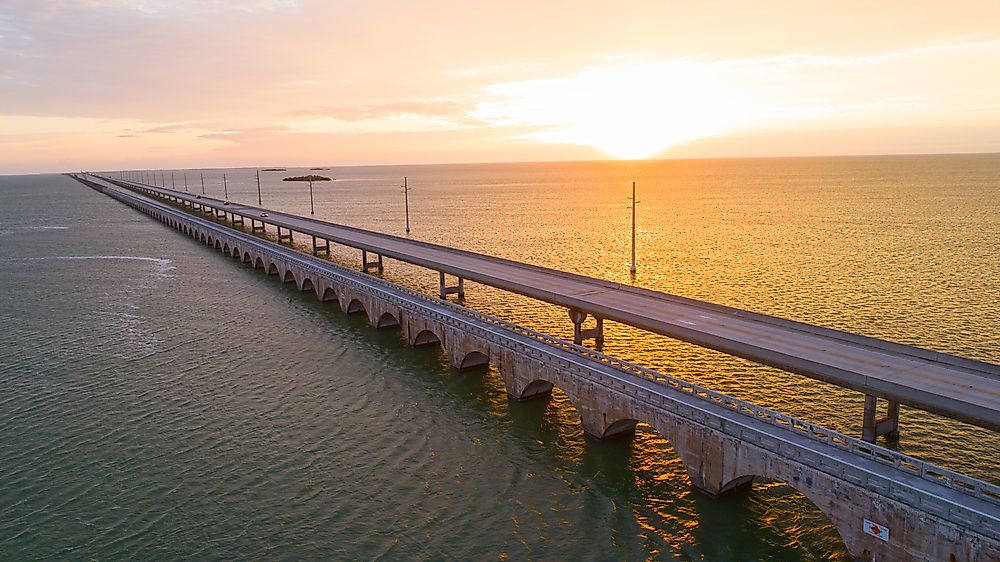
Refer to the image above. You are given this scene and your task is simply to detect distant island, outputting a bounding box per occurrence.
[310,167,330,170]
[261,168,286,172]
[283,175,332,182]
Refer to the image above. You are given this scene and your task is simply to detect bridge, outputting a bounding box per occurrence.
[72,172,999,561]
[96,173,1000,445]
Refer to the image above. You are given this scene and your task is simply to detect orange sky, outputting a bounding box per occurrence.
[1,1,999,173]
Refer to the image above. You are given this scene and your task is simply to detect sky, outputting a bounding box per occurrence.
[1,0,999,173]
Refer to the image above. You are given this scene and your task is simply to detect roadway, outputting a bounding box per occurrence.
[96,174,1000,432]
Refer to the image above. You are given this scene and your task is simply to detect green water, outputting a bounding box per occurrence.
[3,156,998,560]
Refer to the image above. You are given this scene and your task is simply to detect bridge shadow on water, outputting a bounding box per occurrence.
[221,241,851,561]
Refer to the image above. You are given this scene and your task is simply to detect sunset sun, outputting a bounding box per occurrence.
[474,61,755,159]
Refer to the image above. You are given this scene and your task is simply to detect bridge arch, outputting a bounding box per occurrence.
[282,269,296,284]
[243,251,252,263]
[300,277,315,292]
[346,298,366,315]
[320,287,337,302]
[376,312,400,329]
[267,262,279,276]
[254,257,265,270]
[411,329,442,348]
[458,350,490,370]
[223,242,230,253]
[214,239,222,250]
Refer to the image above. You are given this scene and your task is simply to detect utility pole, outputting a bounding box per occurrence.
[171,172,175,189]
[308,176,315,215]
[200,173,205,195]
[184,172,188,192]
[630,181,637,275]
[223,173,228,200]
[256,170,262,205]
[403,176,411,234]
[160,171,165,187]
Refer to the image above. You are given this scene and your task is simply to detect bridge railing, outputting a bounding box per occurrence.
[95,177,1000,508]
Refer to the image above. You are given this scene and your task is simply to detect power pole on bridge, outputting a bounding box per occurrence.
[200,173,205,195]
[630,181,638,276]
[403,176,411,234]
[223,173,228,200]
[256,170,262,205]
[308,176,315,215]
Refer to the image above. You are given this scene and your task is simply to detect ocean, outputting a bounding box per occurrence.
[2,154,998,560]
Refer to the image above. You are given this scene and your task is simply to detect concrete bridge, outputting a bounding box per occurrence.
[72,174,999,561]
[97,173,1000,446]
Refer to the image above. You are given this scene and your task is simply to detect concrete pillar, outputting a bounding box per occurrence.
[862,394,900,443]
[312,236,330,256]
[569,309,604,346]
[250,219,265,232]
[277,226,293,243]
[232,214,244,226]
[438,271,465,299]
[362,250,383,274]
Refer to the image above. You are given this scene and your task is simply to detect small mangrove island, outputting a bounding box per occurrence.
[283,175,332,182]
[261,167,286,172]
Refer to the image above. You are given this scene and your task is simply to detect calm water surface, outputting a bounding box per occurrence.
[2,155,998,560]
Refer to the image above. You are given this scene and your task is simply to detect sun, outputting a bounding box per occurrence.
[475,61,755,159]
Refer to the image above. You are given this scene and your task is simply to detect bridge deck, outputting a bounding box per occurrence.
[104,176,1000,432]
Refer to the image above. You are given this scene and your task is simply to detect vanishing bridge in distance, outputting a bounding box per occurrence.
[73,173,1000,561]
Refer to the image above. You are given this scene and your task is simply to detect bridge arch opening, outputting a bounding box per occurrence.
[458,350,490,370]
[320,287,337,302]
[282,270,296,284]
[243,251,252,263]
[376,312,400,329]
[253,257,264,270]
[346,299,366,315]
[721,476,852,561]
[223,242,231,253]
[214,239,222,250]
[412,329,441,348]
[267,262,279,276]
[301,277,315,292]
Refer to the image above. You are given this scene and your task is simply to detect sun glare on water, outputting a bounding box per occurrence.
[476,61,761,159]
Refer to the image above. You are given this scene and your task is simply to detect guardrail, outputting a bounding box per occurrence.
[86,175,1000,510]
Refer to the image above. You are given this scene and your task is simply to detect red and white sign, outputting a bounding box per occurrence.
[863,519,890,542]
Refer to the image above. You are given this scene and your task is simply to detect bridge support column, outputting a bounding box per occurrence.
[569,309,604,346]
[862,394,900,443]
[250,219,265,233]
[439,272,464,299]
[362,250,383,274]
[312,236,330,256]
[215,208,226,219]
[277,226,293,243]
[232,214,244,226]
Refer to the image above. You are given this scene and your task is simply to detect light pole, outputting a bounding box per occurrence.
[171,172,175,189]
[308,176,315,215]
[630,181,638,275]
[223,173,228,200]
[256,170,262,205]
[403,176,411,234]
[184,172,188,192]
[200,173,205,195]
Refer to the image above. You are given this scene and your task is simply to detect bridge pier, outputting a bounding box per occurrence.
[250,219,265,232]
[362,250,383,274]
[568,309,604,346]
[232,214,244,226]
[277,226,293,243]
[312,235,330,256]
[439,272,465,299]
[862,394,900,443]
